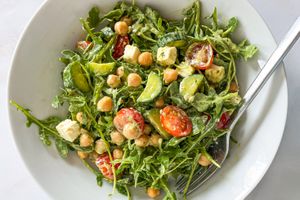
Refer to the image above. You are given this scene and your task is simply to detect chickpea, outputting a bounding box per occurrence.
[121,16,133,26]
[147,187,160,199]
[77,151,88,159]
[229,81,239,92]
[79,132,94,147]
[95,139,108,154]
[123,123,142,140]
[97,96,113,112]
[155,97,164,108]
[76,112,84,124]
[127,73,142,87]
[198,154,211,167]
[138,52,153,67]
[113,148,124,159]
[110,131,125,146]
[143,124,152,135]
[107,74,121,88]
[89,151,99,161]
[135,135,150,147]
[114,21,128,36]
[150,133,162,147]
[163,68,178,84]
[116,66,125,78]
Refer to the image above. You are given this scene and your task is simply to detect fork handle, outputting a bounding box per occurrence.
[230,16,300,129]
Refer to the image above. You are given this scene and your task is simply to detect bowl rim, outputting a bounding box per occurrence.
[6,0,288,199]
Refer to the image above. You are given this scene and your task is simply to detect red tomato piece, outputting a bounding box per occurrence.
[113,35,130,59]
[113,108,145,133]
[216,112,231,129]
[95,153,120,180]
[185,43,214,70]
[77,40,92,51]
[160,105,192,137]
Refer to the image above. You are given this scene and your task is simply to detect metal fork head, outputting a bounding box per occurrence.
[176,133,230,196]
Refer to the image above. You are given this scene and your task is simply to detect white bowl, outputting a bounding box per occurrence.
[7,0,287,199]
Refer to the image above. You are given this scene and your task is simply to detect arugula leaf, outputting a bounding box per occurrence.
[87,7,100,28]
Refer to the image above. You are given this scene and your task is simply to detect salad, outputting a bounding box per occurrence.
[11,0,258,199]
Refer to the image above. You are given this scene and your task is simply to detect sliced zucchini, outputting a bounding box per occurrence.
[180,74,203,102]
[137,72,162,103]
[157,31,187,47]
[63,62,90,92]
[145,109,170,139]
[88,62,115,75]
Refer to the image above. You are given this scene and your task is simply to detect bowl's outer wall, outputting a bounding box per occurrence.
[8,0,287,199]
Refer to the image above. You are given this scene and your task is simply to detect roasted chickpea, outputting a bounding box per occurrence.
[163,68,178,84]
[95,139,108,154]
[147,187,160,199]
[114,21,128,36]
[123,123,143,140]
[127,73,142,87]
[97,96,113,112]
[138,52,153,67]
[79,132,94,147]
[143,124,152,135]
[113,148,124,159]
[155,97,164,108]
[135,135,150,147]
[89,151,99,161]
[110,131,125,146]
[76,112,84,124]
[121,16,133,26]
[198,154,211,167]
[150,133,162,147]
[116,66,125,78]
[77,151,88,159]
[107,74,121,88]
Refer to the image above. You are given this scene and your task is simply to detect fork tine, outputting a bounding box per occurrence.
[176,167,203,189]
[176,166,207,191]
[185,165,218,195]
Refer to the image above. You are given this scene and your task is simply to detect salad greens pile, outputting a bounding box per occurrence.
[11,0,258,199]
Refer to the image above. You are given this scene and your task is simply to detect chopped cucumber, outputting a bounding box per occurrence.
[176,62,195,77]
[137,72,162,103]
[145,109,170,139]
[63,62,90,92]
[180,74,203,102]
[157,31,187,47]
[88,62,115,75]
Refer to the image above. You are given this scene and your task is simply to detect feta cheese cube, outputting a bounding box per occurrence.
[123,45,141,64]
[157,46,177,66]
[56,119,81,142]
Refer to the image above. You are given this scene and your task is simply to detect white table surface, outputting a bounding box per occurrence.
[0,0,299,199]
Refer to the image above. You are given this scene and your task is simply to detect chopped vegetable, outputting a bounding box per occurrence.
[137,72,162,103]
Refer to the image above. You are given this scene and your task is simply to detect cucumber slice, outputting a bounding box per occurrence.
[176,62,195,78]
[88,62,115,75]
[63,62,90,92]
[157,31,187,47]
[180,74,203,102]
[145,109,170,139]
[137,72,162,103]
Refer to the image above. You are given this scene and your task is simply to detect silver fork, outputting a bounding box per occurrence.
[176,16,300,196]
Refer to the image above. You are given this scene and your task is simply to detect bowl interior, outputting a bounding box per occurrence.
[8,0,287,199]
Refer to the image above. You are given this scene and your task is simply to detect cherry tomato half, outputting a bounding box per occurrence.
[113,35,130,59]
[113,108,145,133]
[185,42,214,70]
[77,40,92,51]
[95,153,120,180]
[216,112,231,129]
[160,105,192,137]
